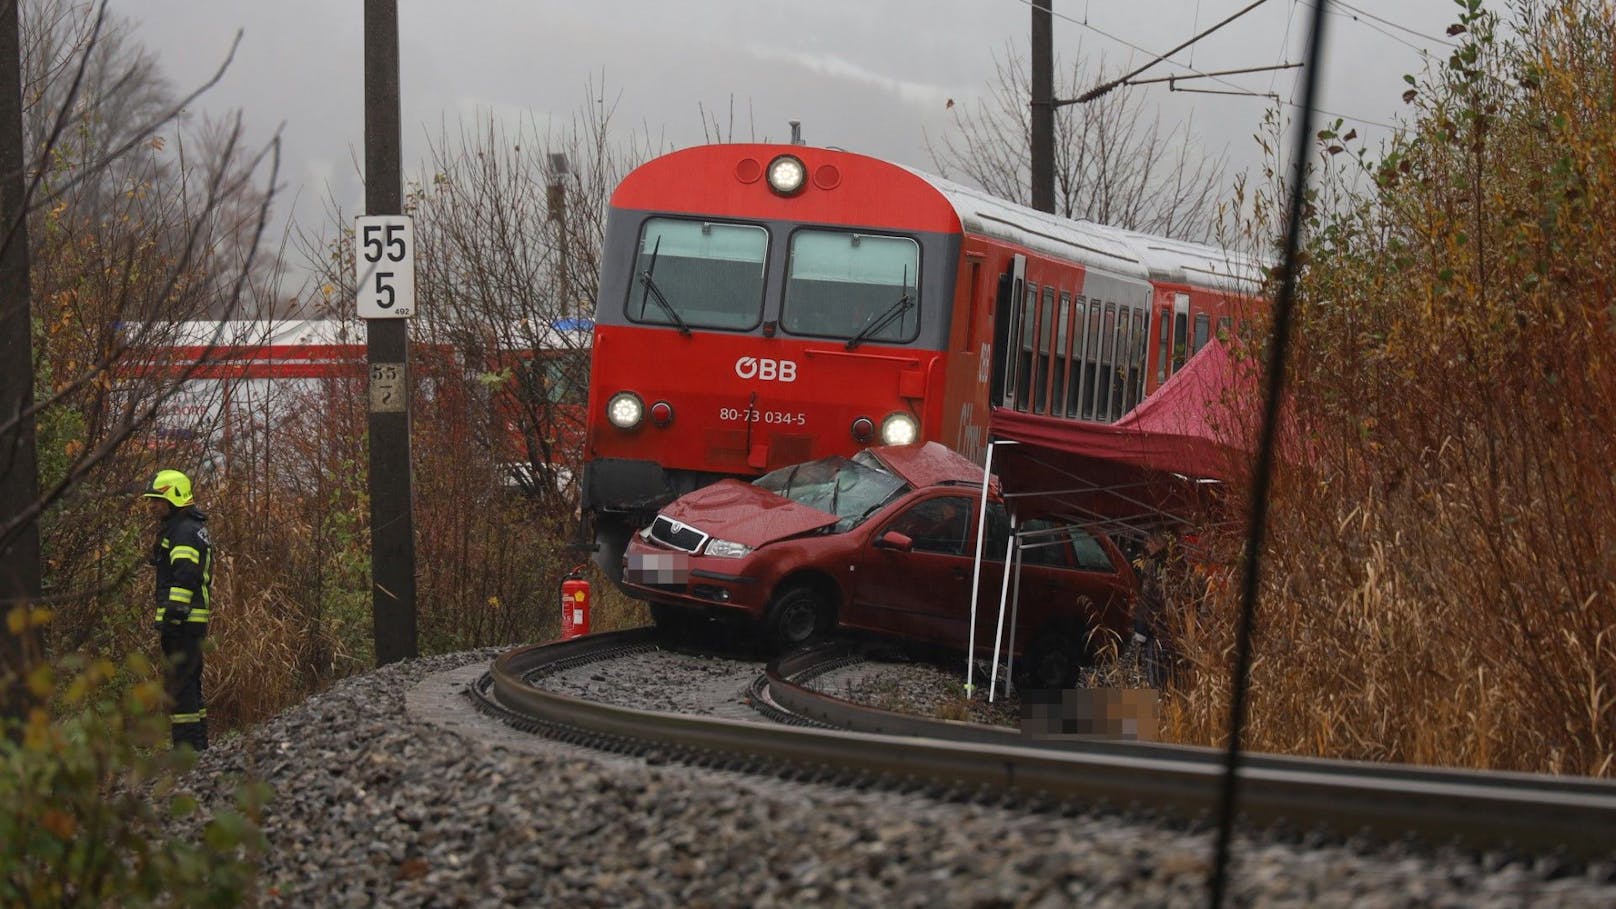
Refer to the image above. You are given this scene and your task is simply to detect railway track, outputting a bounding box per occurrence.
[469,630,1616,862]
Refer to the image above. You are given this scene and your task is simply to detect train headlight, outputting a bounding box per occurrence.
[766,154,806,195]
[705,538,752,559]
[880,412,919,446]
[607,391,644,429]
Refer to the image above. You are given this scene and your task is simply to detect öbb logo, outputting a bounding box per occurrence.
[734,357,797,383]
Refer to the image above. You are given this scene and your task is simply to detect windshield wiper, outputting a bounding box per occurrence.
[638,236,691,336]
[846,266,913,350]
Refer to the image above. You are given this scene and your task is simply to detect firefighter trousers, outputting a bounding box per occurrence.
[161,628,207,751]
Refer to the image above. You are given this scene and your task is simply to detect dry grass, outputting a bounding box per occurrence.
[1164,0,1616,778]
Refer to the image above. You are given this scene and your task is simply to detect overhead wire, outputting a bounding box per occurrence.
[1304,0,1450,55]
[1002,0,1410,131]
[1333,0,1458,47]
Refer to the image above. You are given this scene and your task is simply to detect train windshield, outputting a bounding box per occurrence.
[781,230,919,343]
[755,451,909,532]
[628,218,767,331]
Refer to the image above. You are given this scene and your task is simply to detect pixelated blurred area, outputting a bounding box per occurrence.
[625,551,689,584]
[1020,687,1159,741]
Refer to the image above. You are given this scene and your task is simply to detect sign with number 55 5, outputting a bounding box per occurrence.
[355,215,415,318]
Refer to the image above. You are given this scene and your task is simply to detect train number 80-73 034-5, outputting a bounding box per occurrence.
[719,407,807,426]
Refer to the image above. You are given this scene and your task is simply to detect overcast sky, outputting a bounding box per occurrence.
[105,0,1463,264]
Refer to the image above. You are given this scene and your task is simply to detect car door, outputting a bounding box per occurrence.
[851,493,984,645]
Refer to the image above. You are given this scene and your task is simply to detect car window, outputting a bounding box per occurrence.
[755,455,908,531]
[884,496,972,556]
[1069,526,1115,572]
[1017,517,1073,568]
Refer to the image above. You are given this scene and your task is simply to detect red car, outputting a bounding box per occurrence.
[622,442,1137,688]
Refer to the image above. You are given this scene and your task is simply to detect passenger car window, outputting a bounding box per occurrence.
[1069,526,1114,572]
[1017,517,1073,568]
[884,496,971,555]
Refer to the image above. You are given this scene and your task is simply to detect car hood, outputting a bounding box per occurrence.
[660,479,838,549]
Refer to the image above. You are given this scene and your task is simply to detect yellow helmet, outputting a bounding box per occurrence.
[142,469,194,507]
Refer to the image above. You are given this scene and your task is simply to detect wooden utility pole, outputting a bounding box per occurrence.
[0,0,41,723]
[364,0,417,663]
[1030,0,1055,214]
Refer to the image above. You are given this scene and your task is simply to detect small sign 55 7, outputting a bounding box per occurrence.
[355,215,415,319]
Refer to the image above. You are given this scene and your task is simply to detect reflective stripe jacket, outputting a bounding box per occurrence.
[152,506,213,632]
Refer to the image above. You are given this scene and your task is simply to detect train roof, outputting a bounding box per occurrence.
[897,161,1264,295]
[1112,229,1267,295]
[895,163,1149,281]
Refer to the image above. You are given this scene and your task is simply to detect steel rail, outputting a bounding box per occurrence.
[479,632,1616,861]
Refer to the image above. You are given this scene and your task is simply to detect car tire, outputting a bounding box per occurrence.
[1020,623,1085,690]
[761,585,829,653]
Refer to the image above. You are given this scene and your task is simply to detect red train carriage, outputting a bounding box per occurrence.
[116,320,588,482]
[582,144,1259,577]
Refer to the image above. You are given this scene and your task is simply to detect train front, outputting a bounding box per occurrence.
[582,144,964,579]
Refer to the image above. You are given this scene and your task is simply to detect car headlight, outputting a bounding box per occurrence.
[607,391,644,429]
[766,154,806,195]
[880,412,918,445]
[704,538,752,559]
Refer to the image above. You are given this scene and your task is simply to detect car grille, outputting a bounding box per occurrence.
[649,515,708,554]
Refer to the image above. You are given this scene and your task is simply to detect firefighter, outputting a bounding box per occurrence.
[142,468,214,751]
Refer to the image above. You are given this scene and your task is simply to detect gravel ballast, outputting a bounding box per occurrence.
[178,647,1616,908]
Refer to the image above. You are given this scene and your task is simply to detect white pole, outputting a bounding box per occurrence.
[1006,542,1023,695]
[1004,535,1025,699]
[965,440,1000,699]
[988,515,1018,702]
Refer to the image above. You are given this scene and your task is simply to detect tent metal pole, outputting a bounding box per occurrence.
[966,439,1012,697]
[989,517,1019,702]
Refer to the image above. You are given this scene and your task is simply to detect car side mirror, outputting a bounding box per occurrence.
[875,530,913,552]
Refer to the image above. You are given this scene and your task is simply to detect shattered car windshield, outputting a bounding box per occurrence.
[754,451,909,531]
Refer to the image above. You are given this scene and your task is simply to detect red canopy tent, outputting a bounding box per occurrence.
[986,340,1257,537]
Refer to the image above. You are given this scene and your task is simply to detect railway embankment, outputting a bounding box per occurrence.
[170,646,1616,907]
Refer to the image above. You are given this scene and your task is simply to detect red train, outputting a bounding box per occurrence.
[116,319,588,484]
[582,144,1260,577]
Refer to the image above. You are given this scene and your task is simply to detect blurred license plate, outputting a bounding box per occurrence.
[626,551,689,584]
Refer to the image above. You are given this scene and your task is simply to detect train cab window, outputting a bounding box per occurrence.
[782,230,920,343]
[1193,313,1211,355]
[630,218,767,331]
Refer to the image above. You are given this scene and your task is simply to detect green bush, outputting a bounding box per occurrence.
[0,609,268,908]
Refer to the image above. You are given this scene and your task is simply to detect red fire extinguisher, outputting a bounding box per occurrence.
[561,566,591,640]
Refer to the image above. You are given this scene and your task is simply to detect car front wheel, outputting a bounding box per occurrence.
[761,585,830,653]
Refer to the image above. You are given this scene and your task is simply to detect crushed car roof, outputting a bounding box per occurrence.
[869,441,998,493]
